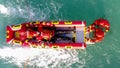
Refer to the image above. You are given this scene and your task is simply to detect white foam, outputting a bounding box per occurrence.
[0,4,9,15]
[0,46,79,68]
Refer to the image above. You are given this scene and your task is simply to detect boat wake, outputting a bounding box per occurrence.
[0,1,87,68]
[0,46,82,68]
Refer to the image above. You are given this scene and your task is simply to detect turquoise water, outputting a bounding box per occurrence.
[0,0,120,68]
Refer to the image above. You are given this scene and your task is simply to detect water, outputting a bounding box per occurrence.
[0,0,120,68]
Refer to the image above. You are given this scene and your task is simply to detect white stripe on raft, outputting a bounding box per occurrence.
[55,24,85,27]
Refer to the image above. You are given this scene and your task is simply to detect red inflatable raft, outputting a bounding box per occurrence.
[6,19,110,49]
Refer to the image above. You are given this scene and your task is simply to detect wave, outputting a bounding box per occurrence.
[0,46,81,68]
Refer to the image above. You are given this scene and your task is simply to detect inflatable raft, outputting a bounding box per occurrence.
[6,19,110,49]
